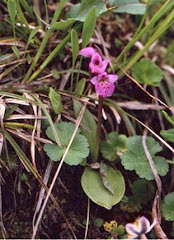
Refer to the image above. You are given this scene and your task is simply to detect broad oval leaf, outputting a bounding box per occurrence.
[161,192,174,221]
[82,6,97,48]
[81,166,125,210]
[44,122,89,165]
[121,136,169,180]
[131,58,163,86]
[49,87,63,114]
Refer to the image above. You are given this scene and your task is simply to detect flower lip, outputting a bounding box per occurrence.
[95,81,115,98]
[90,72,118,98]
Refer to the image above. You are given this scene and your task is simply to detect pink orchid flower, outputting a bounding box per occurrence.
[89,53,109,74]
[79,47,109,74]
[90,72,118,98]
[125,216,157,239]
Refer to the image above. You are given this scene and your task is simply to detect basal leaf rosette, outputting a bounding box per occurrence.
[120,136,169,180]
[44,122,89,165]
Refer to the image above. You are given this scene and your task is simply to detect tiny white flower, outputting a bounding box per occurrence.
[125,216,157,239]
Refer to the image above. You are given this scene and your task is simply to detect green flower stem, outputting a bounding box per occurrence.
[94,95,103,163]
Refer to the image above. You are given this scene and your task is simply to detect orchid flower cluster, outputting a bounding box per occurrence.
[125,216,157,239]
[79,47,118,98]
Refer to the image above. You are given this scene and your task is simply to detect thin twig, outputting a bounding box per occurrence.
[142,130,162,193]
[142,129,168,239]
[152,193,168,239]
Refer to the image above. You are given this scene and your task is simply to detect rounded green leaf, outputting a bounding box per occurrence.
[131,58,163,86]
[81,167,125,210]
[121,136,169,180]
[161,192,174,221]
[44,122,89,165]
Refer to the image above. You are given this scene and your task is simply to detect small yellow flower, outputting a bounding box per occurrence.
[103,220,117,232]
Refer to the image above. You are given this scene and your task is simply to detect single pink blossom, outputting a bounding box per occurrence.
[89,53,109,74]
[79,47,96,58]
[90,72,118,98]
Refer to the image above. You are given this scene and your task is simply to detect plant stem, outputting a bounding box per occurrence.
[94,95,103,162]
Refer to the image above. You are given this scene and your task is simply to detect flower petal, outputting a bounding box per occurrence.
[89,54,109,74]
[100,59,109,72]
[125,223,140,237]
[144,218,157,234]
[95,82,115,98]
[90,76,99,85]
[139,217,150,234]
[79,47,96,58]
[106,74,118,83]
